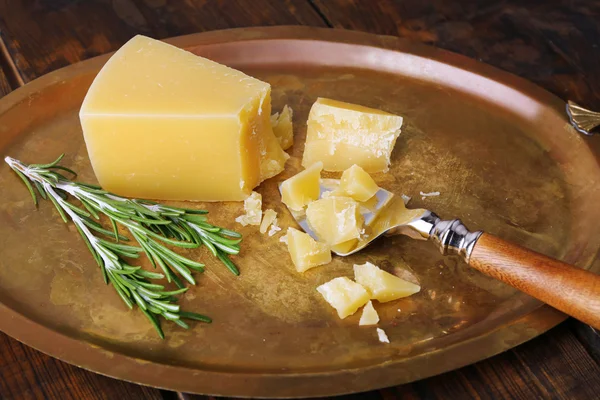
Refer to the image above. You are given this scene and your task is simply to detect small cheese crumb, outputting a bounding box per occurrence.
[419,191,440,197]
[259,209,277,233]
[236,191,262,226]
[376,328,390,343]
[279,234,288,244]
[359,301,379,326]
[268,222,281,236]
[401,194,411,205]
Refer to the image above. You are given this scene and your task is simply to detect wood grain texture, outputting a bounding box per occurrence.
[390,323,600,400]
[0,332,163,400]
[571,320,600,365]
[469,234,600,330]
[0,67,10,97]
[0,0,327,83]
[312,0,600,109]
[0,1,599,399]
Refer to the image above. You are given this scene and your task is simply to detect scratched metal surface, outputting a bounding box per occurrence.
[0,27,598,397]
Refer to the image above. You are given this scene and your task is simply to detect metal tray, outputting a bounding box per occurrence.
[0,27,599,398]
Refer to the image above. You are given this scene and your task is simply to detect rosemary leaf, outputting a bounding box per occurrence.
[14,169,38,206]
[4,154,240,339]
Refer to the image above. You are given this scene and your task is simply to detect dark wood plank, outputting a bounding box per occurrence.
[392,322,600,400]
[571,321,600,365]
[178,323,600,400]
[0,332,163,400]
[0,0,327,83]
[312,0,600,109]
[0,66,10,97]
[1,1,599,399]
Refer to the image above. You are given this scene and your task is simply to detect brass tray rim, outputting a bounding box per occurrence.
[0,26,594,397]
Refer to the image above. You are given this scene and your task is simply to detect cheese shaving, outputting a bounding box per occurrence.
[236,191,262,226]
[376,328,390,343]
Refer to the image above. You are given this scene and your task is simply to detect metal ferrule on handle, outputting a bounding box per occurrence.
[428,213,483,263]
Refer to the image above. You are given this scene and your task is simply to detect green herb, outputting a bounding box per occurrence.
[4,154,242,338]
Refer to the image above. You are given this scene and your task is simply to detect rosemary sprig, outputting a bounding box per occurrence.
[4,154,243,338]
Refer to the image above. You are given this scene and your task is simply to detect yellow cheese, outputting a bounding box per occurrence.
[317,277,370,319]
[306,196,364,246]
[286,227,331,272]
[331,239,358,254]
[235,191,262,226]
[302,98,403,172]
[80,35,287,201]
[270,105,294,150]
[280,162,323,211]
[359,301,379,326]
[357,195,380,216]
[259,103,290,181]
[354,262,420,303]
[259,208,277,234]
[338,164,379,202]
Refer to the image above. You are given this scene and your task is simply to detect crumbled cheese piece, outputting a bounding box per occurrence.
[235,191,262,226]
[337,164,379,202]
[280,162,323,211]
[287,227,331,272]
[317,276,369,318]
[419,191,440,197]
[268,222,281,236]
[270,105,294,150]
[279,234,288,244]
[377,328,390,343]
[306,196,364,246]
[359,301,379,326]
[354,261,420,302]
[401,194,411,205]
[302,98,403,172]
[259,208,277,233]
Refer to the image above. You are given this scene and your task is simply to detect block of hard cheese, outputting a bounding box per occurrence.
[80,35,288,201]
[302,98,403,173]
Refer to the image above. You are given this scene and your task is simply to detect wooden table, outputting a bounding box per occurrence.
[1,1,599,399]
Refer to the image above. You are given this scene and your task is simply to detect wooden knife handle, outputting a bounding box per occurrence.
[469,233,600,329]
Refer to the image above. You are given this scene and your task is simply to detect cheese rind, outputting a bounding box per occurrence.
[354,262,421,303]
[306,196,364,246]
[80,35,286,201]
[317,277,370,319]
[271,105,294,150]
[286,227,331,272]
[302,98,403,172]
[280,162,323,211]
[338,164,379,202]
